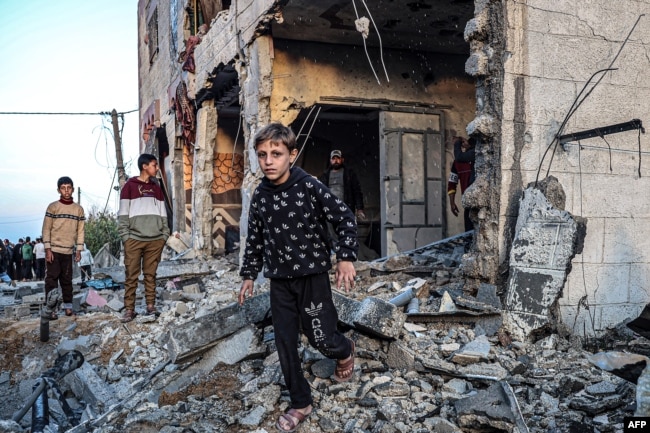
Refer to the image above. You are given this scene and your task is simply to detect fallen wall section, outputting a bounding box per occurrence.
[503,183,578,341]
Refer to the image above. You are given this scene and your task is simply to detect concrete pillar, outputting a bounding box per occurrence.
[172,135,186,235]
[238,35,275,260]
[192,100,217,257]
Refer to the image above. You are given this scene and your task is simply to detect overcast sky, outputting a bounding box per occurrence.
[0,0,140,243]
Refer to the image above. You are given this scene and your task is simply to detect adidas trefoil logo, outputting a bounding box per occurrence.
[305,302,323,317]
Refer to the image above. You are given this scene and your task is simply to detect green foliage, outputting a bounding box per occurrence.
[84,208,121,258]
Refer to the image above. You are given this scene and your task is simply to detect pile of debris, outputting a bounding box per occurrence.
[0,234,645,433]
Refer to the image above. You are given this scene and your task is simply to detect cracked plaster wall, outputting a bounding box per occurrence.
[482,0,650,336]
[138,0,278,255]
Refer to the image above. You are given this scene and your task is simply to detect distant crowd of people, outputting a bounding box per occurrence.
[0,236,94,285]
[0,237,45,284]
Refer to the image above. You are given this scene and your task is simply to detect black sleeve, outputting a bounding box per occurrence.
[349,169,364,210]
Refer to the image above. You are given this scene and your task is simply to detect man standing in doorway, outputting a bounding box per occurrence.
[318,150,366,221]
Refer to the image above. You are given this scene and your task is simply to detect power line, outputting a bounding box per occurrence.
[0,109,138,116]
[0,218,42,225]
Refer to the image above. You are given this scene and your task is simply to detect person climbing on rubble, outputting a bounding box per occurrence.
[238,122,359,432]
[118,154,170,323]
[448,136,477,232]
[41,176,86,319]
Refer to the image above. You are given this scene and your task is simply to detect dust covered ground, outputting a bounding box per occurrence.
[0,249,647,433]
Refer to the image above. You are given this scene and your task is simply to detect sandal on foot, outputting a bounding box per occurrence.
[65,308,75,317]
[333,339,355,382]
[276,408,309,432]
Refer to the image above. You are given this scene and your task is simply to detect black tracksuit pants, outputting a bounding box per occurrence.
[270,272,352,409]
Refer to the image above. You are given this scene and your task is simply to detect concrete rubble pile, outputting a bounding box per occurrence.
[0,234,646,433]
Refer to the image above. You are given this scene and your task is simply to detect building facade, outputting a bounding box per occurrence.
[137,0,650,336]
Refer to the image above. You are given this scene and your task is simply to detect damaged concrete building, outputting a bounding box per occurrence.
[136,0,650,339]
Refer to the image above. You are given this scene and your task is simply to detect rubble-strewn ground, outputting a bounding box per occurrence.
[0,241,645,433]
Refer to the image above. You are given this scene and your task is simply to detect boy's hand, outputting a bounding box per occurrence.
[238,279,254,305]
[335,260,356,293]
[75,251,81,263]
[46,249,53,263]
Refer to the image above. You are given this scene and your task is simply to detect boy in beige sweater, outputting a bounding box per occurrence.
[41,176,85,319]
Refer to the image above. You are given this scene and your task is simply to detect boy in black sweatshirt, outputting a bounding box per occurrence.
[238,122,358,432]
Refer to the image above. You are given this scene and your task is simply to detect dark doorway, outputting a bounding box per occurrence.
[290,105,381,258]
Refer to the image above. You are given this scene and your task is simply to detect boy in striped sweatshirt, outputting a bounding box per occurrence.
[118,154,170,322]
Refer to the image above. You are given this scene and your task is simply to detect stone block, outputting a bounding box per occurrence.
[58,335,93,357]
[504,187,578,341]
[106,297,124,312]
[13,286,32,300]
[183,283,201,294]
[162,290,183,301]
[165,292,270,363]
[21,293,44,304]
[386,341,416,370]
[333,292,404,340]
[4,304,30,319]
[455,382,515,430]
[65,361,118,414]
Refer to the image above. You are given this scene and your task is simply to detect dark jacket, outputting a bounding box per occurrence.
[318,165,364,213]
[12,242,23,263]
[241,167,358,280]
[0,244,8,273]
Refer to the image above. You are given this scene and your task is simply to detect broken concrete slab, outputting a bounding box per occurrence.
[451,334,491,365]
[502,186,578,342]
[65,361,118,414]
[587,351,648,384]
[161,325,265,398]
[405,310,502,337]
[164,292,271,363]
[94,259,214,284]
[386,341,416,370]
[454,381,516,431]
[332,291,405,340]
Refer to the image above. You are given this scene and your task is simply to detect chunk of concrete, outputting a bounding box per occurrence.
[451,335,491,365]
[455,382,516,431]
[65,361,118,414]
[4,304,30,319]
[332,291,404,340]
[165,292,270,363]
[502,185,578,341]
[587,351,648,384]
[386,341,416,370]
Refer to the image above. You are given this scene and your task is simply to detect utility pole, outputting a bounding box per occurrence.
[111,109,127,189]
[77,188,81,205]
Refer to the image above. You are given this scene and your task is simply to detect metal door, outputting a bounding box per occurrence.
[379,111,445,256]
